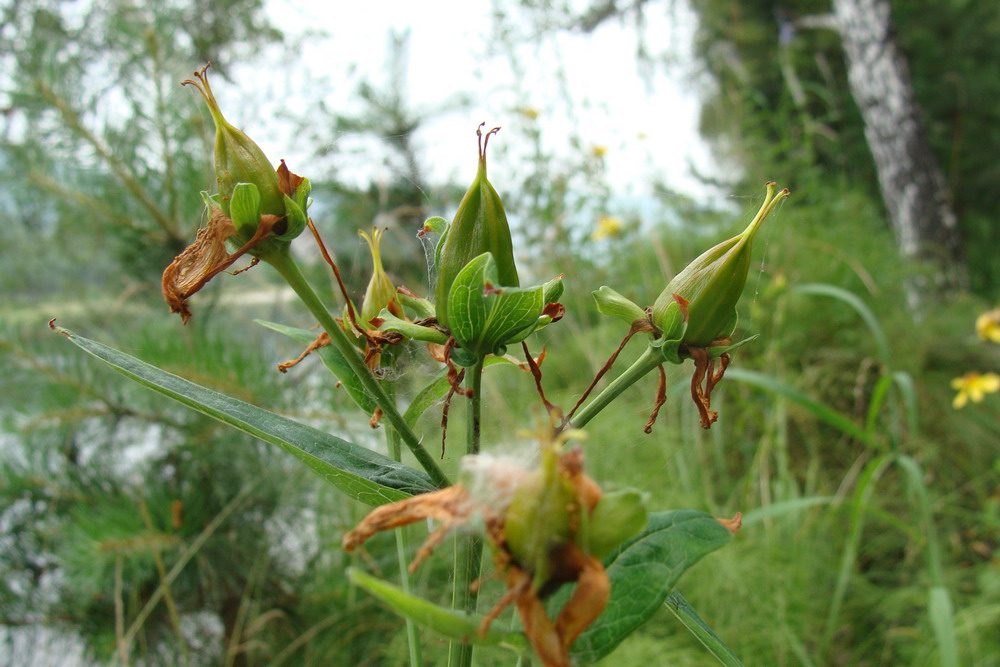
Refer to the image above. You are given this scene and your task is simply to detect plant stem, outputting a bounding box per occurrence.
[570,346,663,428]
[266,247,450,489]
[384,379,424,667]
[448,357,485,667]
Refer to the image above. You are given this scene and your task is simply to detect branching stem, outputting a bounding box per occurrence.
[265,246,450,489]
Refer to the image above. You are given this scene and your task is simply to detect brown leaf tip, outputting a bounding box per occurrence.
[716,512,742,535]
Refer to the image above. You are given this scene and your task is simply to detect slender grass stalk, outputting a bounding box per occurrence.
[114,486,253,665]
[265,247,449,489]
[137,497,189,666]
[448,357,485,667]
[570,346,662,428]
[114,556,130,667]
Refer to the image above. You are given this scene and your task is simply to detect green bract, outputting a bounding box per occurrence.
[446,253,561,364]
[434,125,519,328]
[651,182,789,349]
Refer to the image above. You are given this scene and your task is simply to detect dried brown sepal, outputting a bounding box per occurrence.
[277,331,331,373]
[307,219,365,335]
[643,364,667,434]
[368,406,383,429]
[522,342,560,417]
[542,301,566,323]
[230,256,260,276]
[552,547,610,651]
[439,338,474,457]
[427,341,449,363]
[686,344,731,429]
[161,210,277,323]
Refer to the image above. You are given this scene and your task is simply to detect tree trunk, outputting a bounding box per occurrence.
[832,0,966,301]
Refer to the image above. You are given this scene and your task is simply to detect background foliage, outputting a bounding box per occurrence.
[2,0,998,665]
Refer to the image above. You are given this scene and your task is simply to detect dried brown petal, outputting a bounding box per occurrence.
[341,485,471,555]
[161,210,278,323]
[277,159,304,197]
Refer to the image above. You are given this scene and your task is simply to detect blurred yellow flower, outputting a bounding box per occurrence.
[592,215,623,240]
[950,372,1000,409]
[976,308,1000,343]
[590,144,608,158]
[517,107,539,120]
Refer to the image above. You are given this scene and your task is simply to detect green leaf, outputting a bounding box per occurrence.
[707,334,759,360]
[293,176,312,212]
[229,182,260,232]
[52,325,435,505]
[254,319,377,415]
[347,568,527,652]
[741,496,834,526]
[276,193,306,240]
[929,585,958,667]
[448,253,544,358]
[592,285,646,325]
[397,290,436,320]
[403,369,450,429]
[566,510,734,663]
[375,310,449,344]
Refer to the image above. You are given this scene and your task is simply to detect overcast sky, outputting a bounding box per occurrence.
[227,0,720,203]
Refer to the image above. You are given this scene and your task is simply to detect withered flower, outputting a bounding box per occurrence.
[342,434,647,667]
[163,64,310,322]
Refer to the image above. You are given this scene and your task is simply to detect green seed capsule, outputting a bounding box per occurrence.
[434,124,519,328]
[503,446,578,587]
[652,182,789,347]
[358,227,399,327]
[182,64,284,220]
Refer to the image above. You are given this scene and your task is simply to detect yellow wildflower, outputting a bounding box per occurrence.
[950,372,1000,409]
[590,144,608,158]
[976,308,1000,343]
[592,215,623,241]
[517,106,540,120]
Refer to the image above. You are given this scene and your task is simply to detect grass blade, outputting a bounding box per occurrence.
[664,591,743,667]
[726,368,884,451]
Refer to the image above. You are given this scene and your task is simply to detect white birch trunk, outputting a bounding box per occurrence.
[832,0,966,298]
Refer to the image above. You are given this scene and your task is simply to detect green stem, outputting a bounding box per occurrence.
[448,358,485,667]
[383,380,424,667]
[265,247,450,489]
[570,346,663,428]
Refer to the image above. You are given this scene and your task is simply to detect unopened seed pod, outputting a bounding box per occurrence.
[434,124,519,328]
[652,182,789,347]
